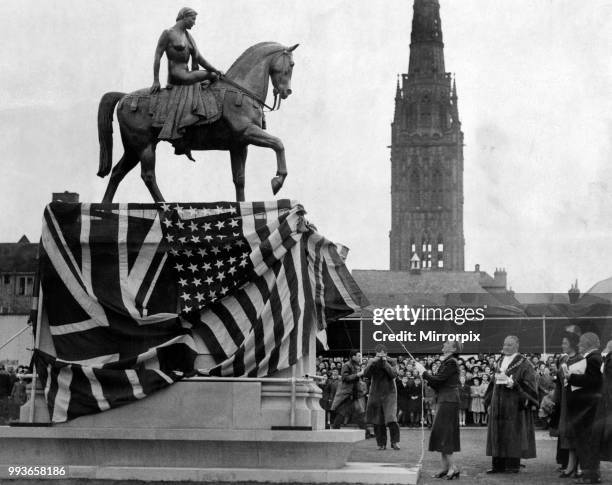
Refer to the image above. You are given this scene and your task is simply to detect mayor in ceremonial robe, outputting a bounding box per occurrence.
[485,335,538,474]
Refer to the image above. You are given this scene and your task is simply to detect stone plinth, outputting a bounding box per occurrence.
[0,427,363,470]
[0,326,408,481]
[42,378,324,430]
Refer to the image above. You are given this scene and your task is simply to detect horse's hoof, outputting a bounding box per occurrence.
[271,176,283,195]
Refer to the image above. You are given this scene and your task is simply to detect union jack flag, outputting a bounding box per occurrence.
[34,200,367,422]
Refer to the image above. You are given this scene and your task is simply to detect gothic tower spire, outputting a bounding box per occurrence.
[389,0,465,272]
[409,0,445,76]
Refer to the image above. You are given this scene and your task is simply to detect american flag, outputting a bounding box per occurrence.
[34,200,367,422]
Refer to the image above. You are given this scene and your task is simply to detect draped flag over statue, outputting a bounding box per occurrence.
[34,200,368,422]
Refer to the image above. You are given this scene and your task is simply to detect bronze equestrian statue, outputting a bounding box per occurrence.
[97,8,298,203]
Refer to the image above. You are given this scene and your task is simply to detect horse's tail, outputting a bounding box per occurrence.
[97,92,125,178]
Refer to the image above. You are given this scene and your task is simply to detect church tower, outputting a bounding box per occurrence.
[389,0,465,271]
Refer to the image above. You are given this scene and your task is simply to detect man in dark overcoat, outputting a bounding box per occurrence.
[364,344,399,450]
[331,350,363,429]
[0,365,12,425]
[595,339,612,469]
[485,335,538,474]
[565,332,603,484]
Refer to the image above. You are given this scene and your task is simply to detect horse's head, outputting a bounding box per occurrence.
[270,44,299,100]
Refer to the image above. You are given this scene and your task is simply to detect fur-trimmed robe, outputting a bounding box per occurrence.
[485,354,538,458]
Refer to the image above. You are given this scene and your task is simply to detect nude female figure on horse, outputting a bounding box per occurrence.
[151,7,222,93]
[150,7,223,160]
[97,10,298,203]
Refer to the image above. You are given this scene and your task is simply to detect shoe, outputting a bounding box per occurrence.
[446,470,460,480]
[391,443,400,450]
[377,445,386,450]
[432,470,449,478]
[560,467,576,478]
[486,469,503,474]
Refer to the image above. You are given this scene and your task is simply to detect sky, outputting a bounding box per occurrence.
[0,0,611,293]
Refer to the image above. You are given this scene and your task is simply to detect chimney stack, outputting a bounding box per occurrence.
[568,279,580,304]
[52,191,80,203]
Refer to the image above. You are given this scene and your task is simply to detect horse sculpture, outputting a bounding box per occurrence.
[97,42,298,203]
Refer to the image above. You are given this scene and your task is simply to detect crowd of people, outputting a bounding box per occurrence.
[316,349,557,429]
[316,328,612,483]
[0,364,30,424]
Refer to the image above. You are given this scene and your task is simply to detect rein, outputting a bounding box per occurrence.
[218,75,277,111]
[217,49,290,112]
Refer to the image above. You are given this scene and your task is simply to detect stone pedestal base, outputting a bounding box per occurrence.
[0,426,363,470]
[4,379,421,483]
[28,378,324,430]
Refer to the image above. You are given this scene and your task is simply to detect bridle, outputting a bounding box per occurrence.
[217,49,292,112]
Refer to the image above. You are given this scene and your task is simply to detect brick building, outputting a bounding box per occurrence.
[0,191,78,364]
[0,236,37,365]
[0,236,37,315]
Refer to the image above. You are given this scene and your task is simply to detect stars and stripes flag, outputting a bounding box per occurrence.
[34,200,367,422]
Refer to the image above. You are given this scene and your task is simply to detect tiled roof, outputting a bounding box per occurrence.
[354,269,487,298]
[349,269,522,317]
[514,293,570,304]
[586,276,612,295]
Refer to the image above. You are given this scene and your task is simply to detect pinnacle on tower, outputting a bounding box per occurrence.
[451,77,460,124]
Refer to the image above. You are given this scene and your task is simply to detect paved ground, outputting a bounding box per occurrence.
[349,426,612,484]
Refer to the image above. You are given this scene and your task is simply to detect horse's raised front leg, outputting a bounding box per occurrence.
[230,146,248,202]
[140,144,165,202]
[242,125,287,195]
[102,150,139,203]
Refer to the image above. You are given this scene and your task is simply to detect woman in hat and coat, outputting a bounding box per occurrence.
[553,331,582,477]
[415,339,462,480]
